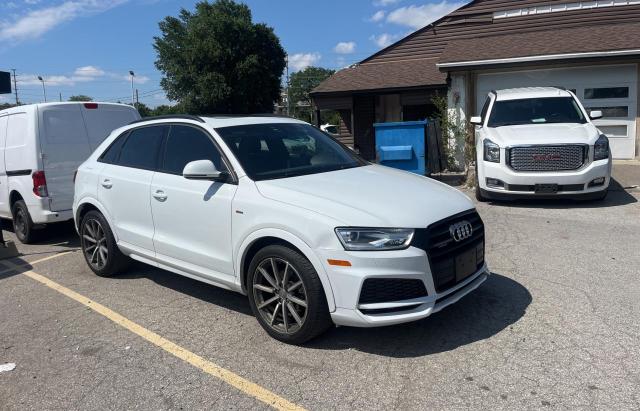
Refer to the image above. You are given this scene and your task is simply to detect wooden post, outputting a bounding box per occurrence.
[316,109,321,128]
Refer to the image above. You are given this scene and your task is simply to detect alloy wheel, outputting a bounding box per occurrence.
[82,218,108,270]
[252,257,308,334]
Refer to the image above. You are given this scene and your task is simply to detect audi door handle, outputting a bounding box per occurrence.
[101,179,113,189]
[153,190,167,202]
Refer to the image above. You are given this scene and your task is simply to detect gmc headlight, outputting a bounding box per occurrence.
[483,139,500,163]
[335,228,414,251]
[594,134,610,161]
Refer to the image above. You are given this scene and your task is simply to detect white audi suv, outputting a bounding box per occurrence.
[472,87,612,201]
[73,115,489,343]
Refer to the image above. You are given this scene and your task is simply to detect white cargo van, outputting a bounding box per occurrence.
[0,102,139,243]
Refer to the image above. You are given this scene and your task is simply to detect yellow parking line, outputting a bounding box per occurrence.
[4,254,305,411]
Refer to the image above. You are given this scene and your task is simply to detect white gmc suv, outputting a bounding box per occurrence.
[73,115,489,343]
[472,87,612,201]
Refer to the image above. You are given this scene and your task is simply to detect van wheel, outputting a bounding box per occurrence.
[80,210,129,277]
[247,245,332,344]
[12,200,37,244]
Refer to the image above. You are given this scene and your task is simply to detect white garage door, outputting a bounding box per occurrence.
[476,64,637,159]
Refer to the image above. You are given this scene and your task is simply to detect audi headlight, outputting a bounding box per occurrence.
[483,139,500,163]
[594,134,610,161]
[335,228,414,251]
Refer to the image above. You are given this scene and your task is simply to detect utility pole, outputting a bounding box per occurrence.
[59,92,62,102]
[285,55,290,117]
[135,89,139,106]
[129,71,135,106]
[11,69,18,105]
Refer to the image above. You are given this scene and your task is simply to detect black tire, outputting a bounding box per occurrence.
[80,210,129,277]
[247,245,332,344]
[474,175,489,203]
[12,200,37,244]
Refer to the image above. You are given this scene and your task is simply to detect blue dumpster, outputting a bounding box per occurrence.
[374,120,427,175]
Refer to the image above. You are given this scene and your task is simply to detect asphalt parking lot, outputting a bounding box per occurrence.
[1,165,639,410]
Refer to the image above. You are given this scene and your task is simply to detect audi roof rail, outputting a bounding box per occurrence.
[129,114,205,124]
[201,113,294,118]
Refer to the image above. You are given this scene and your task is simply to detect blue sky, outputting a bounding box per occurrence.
[0,0,466,107]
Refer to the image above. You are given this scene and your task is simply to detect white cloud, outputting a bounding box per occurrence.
[386,1,466,29]
[74,65,105,78]
[369,10,386,22]
[288,52,321,71]
[16,66,149,87]
[370,33,401,48]
[373,0,401,6]
[24,0,42,4]
[0,0,128,42]
[333,41,356,54]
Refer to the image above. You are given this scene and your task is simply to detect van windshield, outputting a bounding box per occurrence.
[216,123,366,181]
[488,97,587,127]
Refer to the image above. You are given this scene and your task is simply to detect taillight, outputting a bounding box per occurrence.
[84,103,98,109]
[32,171,48,197]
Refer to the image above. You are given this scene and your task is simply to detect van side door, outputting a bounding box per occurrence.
[98,125,167,255]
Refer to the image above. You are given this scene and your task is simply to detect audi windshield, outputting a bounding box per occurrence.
[488,97,587,127]
[216,123,366,181]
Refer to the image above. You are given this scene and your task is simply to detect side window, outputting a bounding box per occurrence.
[118,126,165,170]
[480,96,491,120]
[98,132,129,164]
[161,125,226,175]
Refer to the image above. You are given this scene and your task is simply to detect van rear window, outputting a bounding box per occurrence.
[43,109,87,144]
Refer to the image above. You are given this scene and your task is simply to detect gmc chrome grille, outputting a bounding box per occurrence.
[507,145,586,172]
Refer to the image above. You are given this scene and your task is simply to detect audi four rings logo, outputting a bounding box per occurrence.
[449,221,473,242]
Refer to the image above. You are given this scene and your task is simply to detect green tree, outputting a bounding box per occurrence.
[154,0,286,114]
[68,95,93,102]
[288,66,335,121]
[151,104,183,116]
[133,102,152,117]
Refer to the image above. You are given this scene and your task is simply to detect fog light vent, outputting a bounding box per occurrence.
[588,177,606,187]
[486,178,505,188]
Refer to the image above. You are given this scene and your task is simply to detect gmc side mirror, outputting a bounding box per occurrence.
[183,160,227,182]
[589,110,603,120]
[470,116,483,126]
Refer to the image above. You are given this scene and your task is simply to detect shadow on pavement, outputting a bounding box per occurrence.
[120,268,529,356]
[308,273,531,357]
[1,219,80,248]
[486,178,636,209]
[118,263,254,316]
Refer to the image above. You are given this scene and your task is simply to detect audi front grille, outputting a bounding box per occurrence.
[412,210,485,293]
[507,145,587,172]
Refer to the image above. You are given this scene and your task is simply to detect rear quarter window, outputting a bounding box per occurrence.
[117,125,166,170]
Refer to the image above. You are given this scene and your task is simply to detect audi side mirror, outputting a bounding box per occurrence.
[589,110,603,120]
[470,116,483,126]
[183,160,227,182]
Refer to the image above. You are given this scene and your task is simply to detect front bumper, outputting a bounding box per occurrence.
[478,158,611,196]
[317,247,489,327]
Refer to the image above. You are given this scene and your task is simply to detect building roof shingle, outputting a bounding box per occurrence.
[311,58,446,95]
[439,22,640,66]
